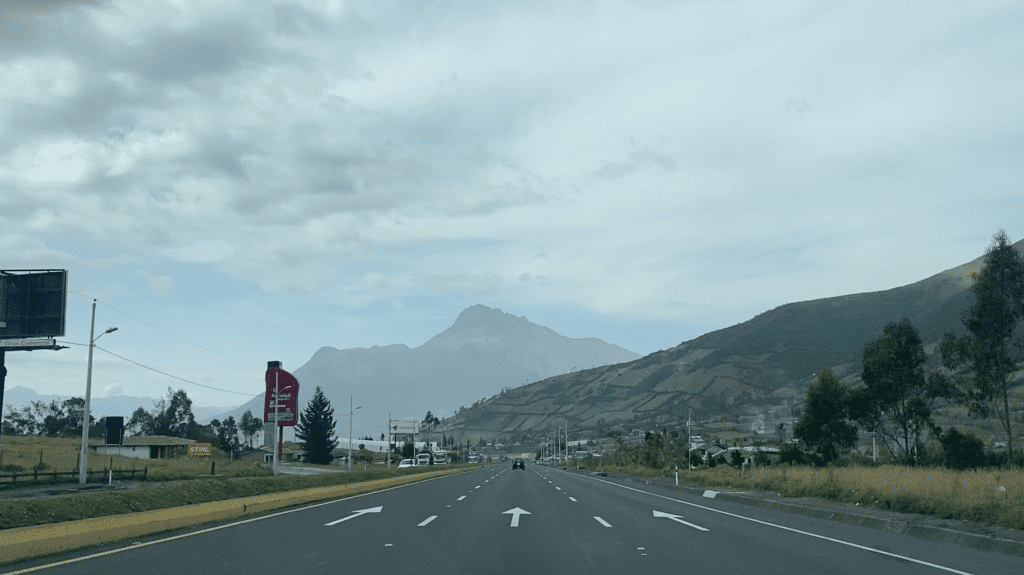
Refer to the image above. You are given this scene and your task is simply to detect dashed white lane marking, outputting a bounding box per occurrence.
[457,496,466,501]
[569,497,577,502]
[475,485,481,489]
[594,517,612,528]
[556,487,562,490]
[418,516,437,527]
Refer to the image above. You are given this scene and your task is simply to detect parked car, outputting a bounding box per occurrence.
[398,459,414,468]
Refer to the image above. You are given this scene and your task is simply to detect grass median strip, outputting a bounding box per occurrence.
[0,465,470,565]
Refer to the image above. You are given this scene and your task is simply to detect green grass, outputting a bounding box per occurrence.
[584,462,1024,531]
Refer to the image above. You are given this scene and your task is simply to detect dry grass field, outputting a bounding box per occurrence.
[592,461,1024,531]
[0,435,272,481]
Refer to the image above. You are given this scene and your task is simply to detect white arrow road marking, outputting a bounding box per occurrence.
[594,516,612,527]
[418,515,437,527]
[652,510,709,531]
[325,506,384,526]
[581,473,977,575]
[503,507,531,527]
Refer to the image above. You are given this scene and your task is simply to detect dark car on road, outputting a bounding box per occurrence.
[512,459,525,470]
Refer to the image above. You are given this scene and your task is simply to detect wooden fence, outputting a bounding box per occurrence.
[0,467,147,489]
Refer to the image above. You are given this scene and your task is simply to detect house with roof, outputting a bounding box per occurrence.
[93,435,193,460]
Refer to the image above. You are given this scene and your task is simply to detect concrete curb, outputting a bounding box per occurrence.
[0,466,468,565]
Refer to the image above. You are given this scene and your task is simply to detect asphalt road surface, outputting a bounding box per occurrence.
[5,464,1022,574]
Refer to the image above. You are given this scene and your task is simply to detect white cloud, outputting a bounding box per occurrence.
[0,0,1018,392]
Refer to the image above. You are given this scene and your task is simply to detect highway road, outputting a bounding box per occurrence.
[5,464,1022,574]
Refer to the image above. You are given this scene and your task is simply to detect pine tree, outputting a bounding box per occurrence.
[296,386,339,464]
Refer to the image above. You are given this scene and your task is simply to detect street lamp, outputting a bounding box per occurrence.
[79,300,116,485]
[348,396,361,470]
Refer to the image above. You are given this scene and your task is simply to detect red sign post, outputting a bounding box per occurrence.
[265,362,299,470]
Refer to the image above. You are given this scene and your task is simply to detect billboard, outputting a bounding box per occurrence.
[264,362,299,426]
[392,419,419,434]
[0,270,68,339]
[188,443,212,458]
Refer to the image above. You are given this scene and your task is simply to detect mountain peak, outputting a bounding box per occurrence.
[452,305,523,327]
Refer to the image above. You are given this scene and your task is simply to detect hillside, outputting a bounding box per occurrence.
[445,242,1024,442]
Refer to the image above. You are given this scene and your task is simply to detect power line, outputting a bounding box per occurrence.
[68,290,261,367]
[57,340,258,397]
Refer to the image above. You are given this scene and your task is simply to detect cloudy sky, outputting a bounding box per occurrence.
[2,0,1022,426]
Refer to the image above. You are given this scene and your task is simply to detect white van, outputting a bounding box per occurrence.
[416,453,431,466]
[432,451,448,465]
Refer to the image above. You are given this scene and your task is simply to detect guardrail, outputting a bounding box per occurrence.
[0,467,147,489]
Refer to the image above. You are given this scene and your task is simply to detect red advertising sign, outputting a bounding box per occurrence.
[264,366,299,426]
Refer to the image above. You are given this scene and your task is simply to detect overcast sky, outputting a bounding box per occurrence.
[2,0,1022,426]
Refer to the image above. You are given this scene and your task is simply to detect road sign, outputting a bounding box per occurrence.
[0,338,61,351]
[264,365,299,426]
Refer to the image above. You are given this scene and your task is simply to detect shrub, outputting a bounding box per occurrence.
[940,427,985,470]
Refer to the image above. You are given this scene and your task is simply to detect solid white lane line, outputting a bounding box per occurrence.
[458,495,466,500]
[594,516,612,527]
[582,474,977,575]
[418,516,437,527]
[569,497,577,502]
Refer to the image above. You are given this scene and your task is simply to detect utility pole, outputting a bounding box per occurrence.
[79,302,116,485]
[348,395,353,471]
[687,410,693,473]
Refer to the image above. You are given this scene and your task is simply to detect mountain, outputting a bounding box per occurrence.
[210,305,642,436]
[1,386,234,424]
[445,242,1024,442]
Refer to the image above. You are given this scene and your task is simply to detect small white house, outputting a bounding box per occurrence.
[94,435,193,459]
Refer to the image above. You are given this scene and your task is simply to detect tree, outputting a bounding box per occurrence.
[774,423,787,447]
[211,416,240,452]
[2,404,38,435]
[794,368,857,464]
[850,318,949,463]
[940,230,1024,462]
[938,427,985,470]
[127,406,154,436]
[239,409,263,448]
[150,388,195,437]
[296,386,339,465]
[402,441,415,459]
[422,411,440,449]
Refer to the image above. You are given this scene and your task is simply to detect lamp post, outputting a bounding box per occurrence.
[79,300,116,485]
[348,396,360,470]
